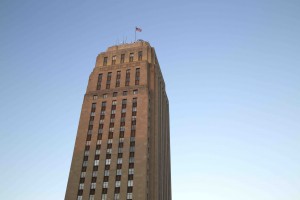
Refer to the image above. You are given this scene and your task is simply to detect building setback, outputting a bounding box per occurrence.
[65,41,171,200]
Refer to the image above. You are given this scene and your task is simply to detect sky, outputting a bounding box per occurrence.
[1,0,300,199]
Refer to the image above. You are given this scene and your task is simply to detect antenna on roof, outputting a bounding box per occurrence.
[122,35,125,44]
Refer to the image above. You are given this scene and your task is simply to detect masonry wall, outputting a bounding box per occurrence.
[65,41,171,200]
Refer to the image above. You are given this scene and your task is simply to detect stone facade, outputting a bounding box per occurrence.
[65,41,171,200]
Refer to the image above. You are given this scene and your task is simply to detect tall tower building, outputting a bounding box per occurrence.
[65,41,171,200]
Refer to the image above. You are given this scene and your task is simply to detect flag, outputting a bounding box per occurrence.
[135,27,142,32]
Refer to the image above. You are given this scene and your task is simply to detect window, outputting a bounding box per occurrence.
[108,139,113,144]
[92,168,98,174]
[105,159,111,165]
[78,189,84,195]
[128,174,133,180]
[120,54,125,63]
[128,180,133,187]
[131,125,136,130]
[115,181,121,187]
[127,193,133,200]
[133,90,138,95]
[116,169,122,175]
[107,143,112,149]
[123,91,128,96]
[83,161,88,167]
[138,51,142,61]
[117,164,122,169]
[119,131,124,138]
[135,68,140,85]
[129,53,134,62]
[80,178,85,183]
[115,71,121,87]
[103,94,107,98]
[103,57,108,66]
[116,71,121,78]
[92,171,97,177]
[127,187,133,193]
[112,55,116,65]
[113,92,118,97]
[91,183,96,189]
[83,156,88,162]
[95,149,100,155]
[91,103,96,110]
[129,163,134,168]
[130,141,135,147]
[104,170,109,176]
[81,172,86,178]
[118,148,123,153]
[130,137,135,142]
[129,168,134,174]
[89,195,95,200]
[101,194,107,200]
[97,74,103,90]
[95,155,100,160]
[79,183,84,189]
[129,157,134,163]
[94,160,99,166]
[114,194,120,200]
[106,72,112,89]
[103,182,108,188]
[117,158,122,164]
[130,146,135,152]
[77,196,83,200]
[93,95,98,100]
[125,69,130,86]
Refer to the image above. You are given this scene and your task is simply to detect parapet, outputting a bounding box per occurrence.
[107,40,151,52]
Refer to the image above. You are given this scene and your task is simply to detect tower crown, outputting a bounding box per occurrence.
[106,40,151,52]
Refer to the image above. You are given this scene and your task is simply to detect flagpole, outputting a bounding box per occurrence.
[135,27,136,42]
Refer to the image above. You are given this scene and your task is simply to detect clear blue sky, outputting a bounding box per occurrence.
[1,0,300,199]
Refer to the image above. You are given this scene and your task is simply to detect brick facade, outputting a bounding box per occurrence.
[65,41,171,200]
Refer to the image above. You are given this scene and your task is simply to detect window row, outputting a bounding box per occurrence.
[103,51,143,66]
[96,68,140,90]
[93,89,138,100]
